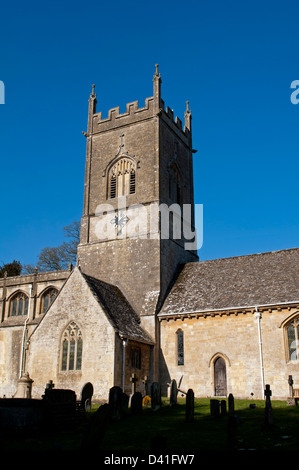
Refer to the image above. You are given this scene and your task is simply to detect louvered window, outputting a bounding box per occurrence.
[108,158,136,199]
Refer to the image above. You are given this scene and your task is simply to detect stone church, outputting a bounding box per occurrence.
[1,66,299,402]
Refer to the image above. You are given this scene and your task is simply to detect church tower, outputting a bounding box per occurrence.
[77,66,198,368]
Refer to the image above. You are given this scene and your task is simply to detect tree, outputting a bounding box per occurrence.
[22,221,80,273]
[0,260,22,278]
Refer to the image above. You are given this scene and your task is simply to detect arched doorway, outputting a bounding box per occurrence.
[214,357,227,396]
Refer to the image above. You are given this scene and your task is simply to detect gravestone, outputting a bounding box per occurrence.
[186,388,194,422]
[151,382,161,411]
[210,399,220,418]
[108,386,122,420]
[121,392,129,416]
[131,392,143,415]
[81,382,93,411]
[220,400,227,415]
[81,404,111,449]
[42,388,77,429]
[169,379,178,407]
[287,375,297,406]
[264,384,273,427]
[130,373,138,395]
[228,393,234,415]
[142,376,149,396]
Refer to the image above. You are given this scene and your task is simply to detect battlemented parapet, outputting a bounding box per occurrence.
[85,65,192,145]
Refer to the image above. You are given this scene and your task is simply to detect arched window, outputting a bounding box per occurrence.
[169,163,182,205]
[9,292,29,317]
[61,322,83,371]
[286,316,299,361]
[40,287,58,314]
[176,329,184,366]
[108,158,136,199]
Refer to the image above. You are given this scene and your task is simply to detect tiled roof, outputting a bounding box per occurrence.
[159,248,299,315]
[82,272,154,344]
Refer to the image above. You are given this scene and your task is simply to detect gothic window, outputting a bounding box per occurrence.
[169,163,182,205]
[286,316,299,361]
[131,348,141,369]
[9,292,29,317]
[40,287,58,314]
[176,329,184,366]
[108,158,136,199]
[61,322,83,371]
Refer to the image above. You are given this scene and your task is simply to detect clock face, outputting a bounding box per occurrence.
[110,211,129,235]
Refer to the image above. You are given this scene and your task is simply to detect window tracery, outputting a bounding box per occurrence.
[61,322,83,371]
[9,292,29,317]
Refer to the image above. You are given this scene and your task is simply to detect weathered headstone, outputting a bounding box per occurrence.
[81,404,111,449]
[130,373,138,395]
[108,386,122,420]
[151,382,161,411]
[210,399,220,418]
[121,392,129,416]
[169,379,178,407]
[228,393,234,415]
[81,382,93,411]
[220,400,227,415]
[186,388,194,422]
[131,391,143,414]
[264,384,273,427]
[142,376,149,396]
[287,375,297,406]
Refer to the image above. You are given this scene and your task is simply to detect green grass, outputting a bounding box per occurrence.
[97,398,299,452]
[3,397,299,451]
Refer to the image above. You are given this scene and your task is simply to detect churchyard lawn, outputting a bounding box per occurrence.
[3,397,299,451]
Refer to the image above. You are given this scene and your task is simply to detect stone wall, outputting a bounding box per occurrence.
[27,268,116,400]
[159,306,299,400]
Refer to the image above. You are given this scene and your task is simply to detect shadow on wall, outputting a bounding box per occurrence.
[159,348,171,396]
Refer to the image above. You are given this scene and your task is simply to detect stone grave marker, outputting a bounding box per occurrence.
[108,386,122,420]
[264,384,273,427]
[186,388,194,422]
[220,400,227,415]
[121,392,129,416]
[130,373,138,395]
[81,382,93,411]
[81,403,111,449]
[169,379,178,407]
[228,393,234,415]
[287,375,297,406]
[131,391,143,414]
[210,399,220,418]
[151,382,161,411]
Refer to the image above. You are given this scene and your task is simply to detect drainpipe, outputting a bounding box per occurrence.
[121,338,128,392]
[254,306,265,398]
[20,284,32,378]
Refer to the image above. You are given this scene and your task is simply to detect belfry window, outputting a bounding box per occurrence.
[61,322,83,371]
[169,163,182,205]
[40,287,58,314]
[286,316,299,361]
[9,292,29,317]
[108,158,136,199]
[176,329,184,366]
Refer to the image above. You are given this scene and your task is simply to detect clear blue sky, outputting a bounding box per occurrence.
[0,0,298,267]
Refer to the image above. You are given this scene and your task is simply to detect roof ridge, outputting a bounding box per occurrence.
[186,247,299,267]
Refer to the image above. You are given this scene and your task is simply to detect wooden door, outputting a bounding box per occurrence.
[214,357,227,396]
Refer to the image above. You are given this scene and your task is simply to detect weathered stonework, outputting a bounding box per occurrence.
[0,67,298,403]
